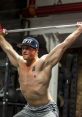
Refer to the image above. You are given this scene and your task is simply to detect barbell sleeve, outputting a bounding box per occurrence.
[6,24,77,34]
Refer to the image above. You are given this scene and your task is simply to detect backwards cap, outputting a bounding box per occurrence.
[21,37,39,49]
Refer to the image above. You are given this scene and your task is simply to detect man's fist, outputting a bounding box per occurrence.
[0,24,7,35]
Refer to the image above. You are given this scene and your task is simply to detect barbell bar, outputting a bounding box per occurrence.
[6,23,77,34]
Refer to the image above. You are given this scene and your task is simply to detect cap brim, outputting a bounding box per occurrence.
[17,43,30,48]
[17,43,37,49]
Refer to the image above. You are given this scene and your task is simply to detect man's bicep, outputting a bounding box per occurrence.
[44,43,65,67]
[50,43,66,66]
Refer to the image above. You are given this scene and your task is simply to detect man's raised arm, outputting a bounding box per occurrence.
[43,22,82,68]
[0,34,21,67]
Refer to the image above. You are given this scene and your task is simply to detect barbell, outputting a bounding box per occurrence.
[6,23,77,34]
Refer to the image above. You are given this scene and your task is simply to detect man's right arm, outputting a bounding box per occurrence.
[0,35,21,67]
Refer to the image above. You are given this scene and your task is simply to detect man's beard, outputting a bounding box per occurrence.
[24,56,35,66]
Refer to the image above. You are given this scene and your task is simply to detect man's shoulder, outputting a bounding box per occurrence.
[40,54,48,60]
[36,54,48,66]
[36,55,48,65]
[18,55,26,64]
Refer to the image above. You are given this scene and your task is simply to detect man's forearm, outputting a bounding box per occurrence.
[63,27,82,49]
[0,35,13,52]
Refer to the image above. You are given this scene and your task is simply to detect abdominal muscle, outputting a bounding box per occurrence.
[19,80,51,106]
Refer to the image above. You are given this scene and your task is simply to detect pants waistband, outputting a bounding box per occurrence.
[25,101,57,111]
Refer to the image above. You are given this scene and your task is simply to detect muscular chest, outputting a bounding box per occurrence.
[18,65,42,84]
[18,61,50,86]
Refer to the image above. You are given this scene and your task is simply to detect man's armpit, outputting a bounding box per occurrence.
[43,61,51,69]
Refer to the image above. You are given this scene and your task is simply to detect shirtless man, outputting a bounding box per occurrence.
[0,22,82,117]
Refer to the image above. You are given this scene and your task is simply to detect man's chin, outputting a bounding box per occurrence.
[23,56,32,61]
[23,55,34,61]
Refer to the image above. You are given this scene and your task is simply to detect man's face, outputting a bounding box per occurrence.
[22,45,38,60]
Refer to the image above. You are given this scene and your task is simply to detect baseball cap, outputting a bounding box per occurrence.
[20,37,39,49]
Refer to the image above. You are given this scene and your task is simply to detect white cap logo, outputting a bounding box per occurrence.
[23,39,32,44]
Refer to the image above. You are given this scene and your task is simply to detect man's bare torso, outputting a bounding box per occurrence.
[18,57,53,106]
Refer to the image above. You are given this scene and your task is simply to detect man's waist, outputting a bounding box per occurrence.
[27,97,50,107]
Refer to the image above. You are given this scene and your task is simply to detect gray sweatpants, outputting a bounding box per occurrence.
[13,101,59,117]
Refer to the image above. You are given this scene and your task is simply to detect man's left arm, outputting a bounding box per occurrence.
[43,22,82,68]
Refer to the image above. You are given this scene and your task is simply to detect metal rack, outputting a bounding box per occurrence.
[0,56,26,117]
